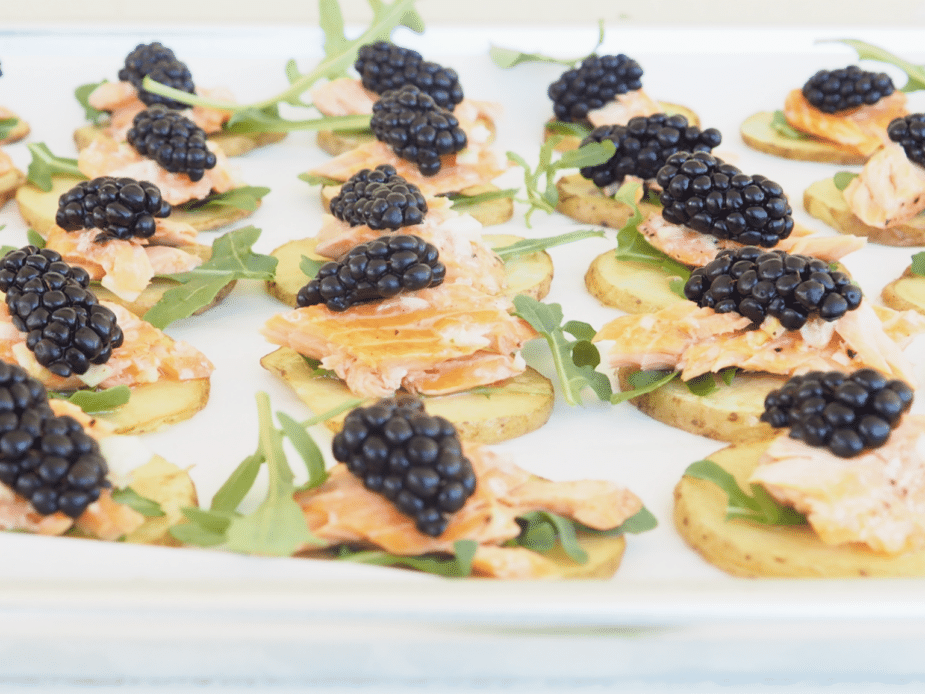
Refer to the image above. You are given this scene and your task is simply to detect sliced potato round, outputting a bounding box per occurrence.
[123,455,199,546]
[674,439,925,577]
[615,368,781,443]
[0,166,26,209]
[881,266,925,314]
[261,347,554,444]
[554,173,645,229]
[265,234,553,306]
[740,111,867,165]
[0,111,30,145]
[97,377,211,435]
[16,175,258,237]
[804,177,925,246]
[585,250,684,314]
[73,124,286,157]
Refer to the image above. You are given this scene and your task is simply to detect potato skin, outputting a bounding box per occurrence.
[740,111,868,165]
[0,166,25,208]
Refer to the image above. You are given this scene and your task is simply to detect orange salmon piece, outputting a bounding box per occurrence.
[843,142,925,228]
[586,89,661,128]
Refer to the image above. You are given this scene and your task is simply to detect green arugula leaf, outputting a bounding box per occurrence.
[26,143,86,192]
[546,120,592,139]
[513,295,612,405]
[225,110,371,134]
[833,171,859,191]
[770,110,807,140]
[298,172,343,187]
[684,459,807,526]
[911,251,925,277]
[209,453,264,514]
[611,369,678,405]
[143,226,278,328]
[171,507,236,546]
[514,511,587,563]
[277,412,328,491]
[74,80,108,123]
[111,487,165,517]
[491,228,605,263]
[610,506,658,534]
[490,19,604,69]
[684,373,718,397]
[49,385,131,414]
[720,367,737,386]
[178,186,270,213]
[442,187,517,213]
[319,0,350,78]
[300,355,337,378]
[0,117,17,141]
[26,229,45,248]
[338,539,477,578]
[299,255,326,280]
[0,245,15,257]
[826,39,925,93]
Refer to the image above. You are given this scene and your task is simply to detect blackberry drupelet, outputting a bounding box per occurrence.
[370,85,468,177]
[683,246,862,331]
[578,114,723,188]
[331,394,477,536]
[657,151,794,247]
[802,66,895,114]
[118,42,196,111]
[296,234,445,312]
[887,113,925,169]
[0,247,124,378]
[355,41,464,111]
[761,369,914,458]
[126,105,217,182]
[548,54,644,123]
[55,176,172,242]
[329,164,428,230]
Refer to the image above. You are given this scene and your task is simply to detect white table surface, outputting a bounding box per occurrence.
[2,23,925,689]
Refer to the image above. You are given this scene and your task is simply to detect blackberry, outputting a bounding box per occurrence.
[329,164,428,230]
[657,151,794,247]
[296,234,445,312]
[118,42,196,111]
[0,247,124,378]
[887,114,925,169]
[55,176,171,242]
[802,66,895,114]
[370,85,468,177]
[331,394,476,536]
[548,54,644,123]
[355,41,464,111]
[684,246,862,330]
[126,105,217,182]
[761,369,913,458]
[578,114,723,188]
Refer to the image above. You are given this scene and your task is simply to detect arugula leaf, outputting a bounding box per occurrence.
[0,245,15,257]
[143,226,277,328]
[611,506,658,534]
[298,172,343,187]
[225,110,371,134]
[833,171,859,191]
[827,39,925,93]
[0,117,17,141]
[442,187,517,213]
[111,487,165,517]
[720,367,737,386]
[26,229,45,248]
[491,228,605,263]
[770,110,807,140]
[490,19,604,69]
[299,255,326,280]
[178,186,270,213]
[319,0,350,79]
[277,412,328,491]
[209,453,265,514]
[513,295,612,405]
[172,507,236,546]
[684,373,718,397]
[611,369,678,405]
[684,459,807,526]
[514,511,587,563]
[49,385,131,414]
[338,539,477,578]
[74,80,108,123]
[912,251,925,277]
[26,143,85,192]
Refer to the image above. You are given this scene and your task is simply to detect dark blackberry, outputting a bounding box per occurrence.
[548,54,644,123]
[329,164,428,230]
[332,394,476,537]
[578,114,723,188]
[296,234,445,312]
[887,114,925,169]
[684,246,862,331]
[355,41,464,111]
[118,42,196,111]
[657,151,794,247]
[761,369,914,458]
[0,247,123,378]
[55,176,171,242]
[126,105,217,182]
[369,85,468,177]
[802,66,895,115]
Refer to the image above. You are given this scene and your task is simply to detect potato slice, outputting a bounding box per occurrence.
[73,124,286,157]
[674,439,925,577]
[544,101,700,151]
[265,234,553,307]
[882,266,925,314]
[804,177,925,246]
[0,166,26,208]
[0,111,29,145]
[555,173,653,229]
[740,111,868,165]
[122,455,198,546]
[616,368,781,443]
[585,250,685,314]
[320,181,514,228]
[96,377,211,435]
[16,175,258,236]
[261,347,554,444]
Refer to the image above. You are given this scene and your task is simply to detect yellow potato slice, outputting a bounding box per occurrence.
[96,377,211,435]
[265,234,553,307]
[73,124,286,157]
[882,266,925,314]
[0,166,26,208]
[0,111,30,145]
[544,101,700,151]
[585,249,685,314]
[555,173,656,229]
[740,111,868,165]
[674,439,925,577]
[261,347,554,444]
[16,175,258,236]
[616,368,781,443]
[122,455,199,546]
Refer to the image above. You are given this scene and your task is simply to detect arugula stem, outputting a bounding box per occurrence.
[298,397,366,429]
